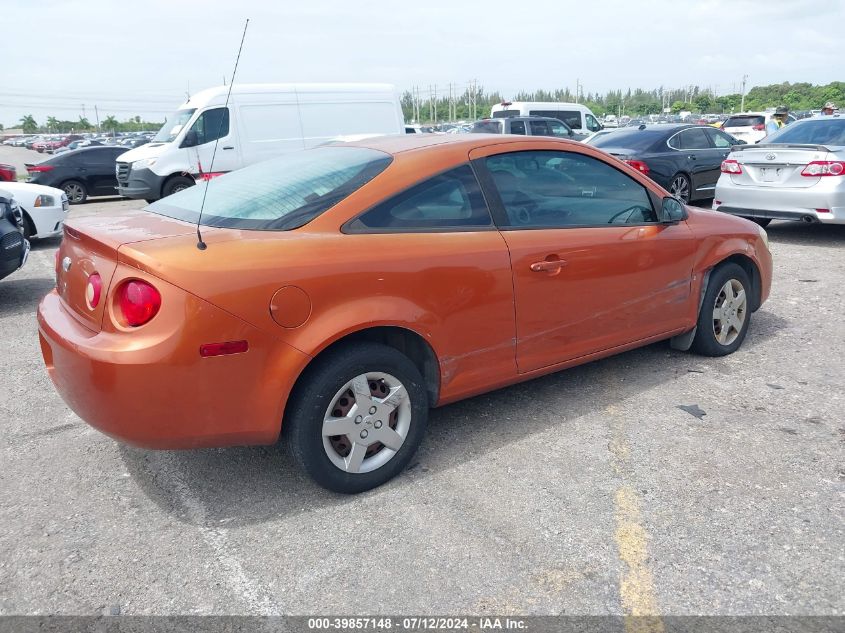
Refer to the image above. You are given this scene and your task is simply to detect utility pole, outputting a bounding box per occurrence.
[575,78,582,104]
[740,74,749,112]
[94,105,100,131]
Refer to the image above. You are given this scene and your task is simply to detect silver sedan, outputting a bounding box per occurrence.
[713,115,845,226]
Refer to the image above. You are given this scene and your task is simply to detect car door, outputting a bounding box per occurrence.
[185,107,240,175]
[85,148,123,194]
[701,128,738,193]
[670,128,714,195]
[470,144,698,373]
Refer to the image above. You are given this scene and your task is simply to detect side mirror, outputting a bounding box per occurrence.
[735,139,747,145]
[661,196,686,223]
[181,130,198,148]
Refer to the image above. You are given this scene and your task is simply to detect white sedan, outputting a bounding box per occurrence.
[0,182,68,239]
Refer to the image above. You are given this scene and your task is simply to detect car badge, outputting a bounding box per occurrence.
[61,256,72,272]
[765,153,777,161]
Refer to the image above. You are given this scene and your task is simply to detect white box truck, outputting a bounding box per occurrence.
[116,83,405,201]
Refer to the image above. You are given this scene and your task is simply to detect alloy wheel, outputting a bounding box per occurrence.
[321,372,412,474]
[670,176,690,203]
[64,183,85,203]
[712,279,747,346]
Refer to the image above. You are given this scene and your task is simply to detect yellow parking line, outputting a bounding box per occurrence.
[607,405,664,633]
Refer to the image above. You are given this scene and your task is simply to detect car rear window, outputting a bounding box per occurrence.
[148,146,392,231]
[588,128,666,151]
[471,120,503,134]
[764,118,845,145]
[724,116,764,127]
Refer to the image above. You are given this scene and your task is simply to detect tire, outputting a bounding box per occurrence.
[668,173,691,203]
[691,263,752,357]
[62,180,87,204]
[22,213,36,240]
[742,217,771,228]
[161,176,194,199]
[285,342,429,494]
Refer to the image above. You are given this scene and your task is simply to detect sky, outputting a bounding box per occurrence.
[2,0,842,127]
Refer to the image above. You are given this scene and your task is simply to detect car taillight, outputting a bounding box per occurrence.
[801,161,845,177]
[752,124,765,131]
[86,273,102,309]
[624,159,650,175]
[721,159,743,174]
[117,280,161,327]
[27,165,54,173]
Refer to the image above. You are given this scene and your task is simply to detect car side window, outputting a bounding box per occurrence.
[509,120,527,135]
[348,164,492,231]
[704,128,734,148]
[484,151,656,228]
[678,128,710,150]
[190,107,230,145]
[586,114,602,132]
[547,120,572,138]
[529,120,551,136]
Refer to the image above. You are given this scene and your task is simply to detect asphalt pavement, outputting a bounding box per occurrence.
[0,193,843,618]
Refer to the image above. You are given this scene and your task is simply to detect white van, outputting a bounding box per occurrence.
[116,83,405,201]
[489,101,603,140]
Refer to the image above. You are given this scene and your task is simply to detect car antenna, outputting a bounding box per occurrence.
[196,18,249,251]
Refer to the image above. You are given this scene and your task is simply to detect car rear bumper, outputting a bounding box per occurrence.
[714,183,845,224]
[37,288,311,449]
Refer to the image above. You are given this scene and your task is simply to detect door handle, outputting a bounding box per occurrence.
[688,155,697,160]
[530,259,567,272]
[222,146,234,150]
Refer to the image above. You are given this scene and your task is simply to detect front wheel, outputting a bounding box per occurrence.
[285,342,429,493]
[161,176,194,199]
[691,263,752,356]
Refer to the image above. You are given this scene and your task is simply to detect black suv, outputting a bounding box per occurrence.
[470,116,580,140]
[0,189,28,281]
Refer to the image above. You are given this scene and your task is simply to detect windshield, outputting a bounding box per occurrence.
[153,108,197,143]
[588,128,666,151]
[149,146,393,230]
[764,118,845,146]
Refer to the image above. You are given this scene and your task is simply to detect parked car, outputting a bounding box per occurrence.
[25,136,45,150]
[38,134,772,493]
[587,124,745,202]
[116,82,405,202]
[714,115,845,226]
[26,145,127,204]
[0,189,28,281]
[0,181,69,239]
[603,115,619,128]
[470,116,577,139]
[720,112,797,145]
[0,163,16,181]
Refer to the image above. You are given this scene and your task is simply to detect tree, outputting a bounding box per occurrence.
[670,101,686,114]
[46,116,59,132]
[19,114,38,133]
[102,115,119,132]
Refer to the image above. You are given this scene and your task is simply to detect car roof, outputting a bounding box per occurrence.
[340,133,583,155]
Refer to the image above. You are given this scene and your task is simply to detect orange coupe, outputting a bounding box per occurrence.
[38,135,772,493]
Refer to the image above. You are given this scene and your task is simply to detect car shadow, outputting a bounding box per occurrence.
[766,221,845,245]
[120,313,789,527]
[30,236,61,251]
[0,276,55,318]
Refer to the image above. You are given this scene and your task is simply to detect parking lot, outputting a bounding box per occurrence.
[1,180,843,616]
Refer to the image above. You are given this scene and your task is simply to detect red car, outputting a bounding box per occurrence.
[0,163,16,182]
[35,135,83,153]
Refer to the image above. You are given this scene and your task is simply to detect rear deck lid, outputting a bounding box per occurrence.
[55,210,198,332]
[727,144,834,188]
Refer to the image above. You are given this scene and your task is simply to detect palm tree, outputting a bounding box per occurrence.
[102,115,119,134]
[46,116,59,132]
[19,114,38,134]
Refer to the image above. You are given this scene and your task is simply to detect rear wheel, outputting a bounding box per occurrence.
[62,180,87,204]
[691,263,752,357]
[669,173,691,203]
[285,342,428,493]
